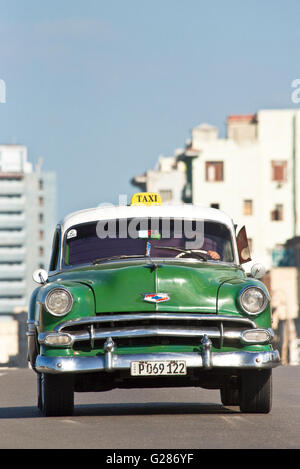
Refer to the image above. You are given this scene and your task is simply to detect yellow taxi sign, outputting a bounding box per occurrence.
[131,192,162,206]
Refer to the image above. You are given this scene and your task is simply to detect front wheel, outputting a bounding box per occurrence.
[239,369,272,413]
[220,385,239,406]
[39,373,74,417]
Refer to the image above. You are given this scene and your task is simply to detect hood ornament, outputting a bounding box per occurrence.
[143,293,170,303]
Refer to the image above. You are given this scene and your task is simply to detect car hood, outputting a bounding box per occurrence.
[53,260,246,313]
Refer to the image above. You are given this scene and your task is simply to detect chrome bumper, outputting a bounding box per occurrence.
[35,349,281,375]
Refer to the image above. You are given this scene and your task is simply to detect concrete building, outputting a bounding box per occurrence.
[178,110,300,269]
[131,109,300,270]
[131,153,186,204]
[0,145,56,364]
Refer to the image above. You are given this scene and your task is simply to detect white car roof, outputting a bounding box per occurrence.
[60,204,235,233]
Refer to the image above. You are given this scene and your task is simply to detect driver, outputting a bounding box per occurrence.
[207,250,220,260]
[202,237,221,260]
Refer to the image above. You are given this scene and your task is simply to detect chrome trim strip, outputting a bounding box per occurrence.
[89,324,95,349]
[39,326,275,347]
[41,326,242,343]
[55,313,257,332]
[35,349,281,374]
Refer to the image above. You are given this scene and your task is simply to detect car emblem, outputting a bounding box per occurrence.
[143,293,170,303]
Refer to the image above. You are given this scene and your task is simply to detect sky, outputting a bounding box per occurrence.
[0,0,300,220]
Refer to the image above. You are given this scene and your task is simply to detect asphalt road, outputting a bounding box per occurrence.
[0,365,299,449]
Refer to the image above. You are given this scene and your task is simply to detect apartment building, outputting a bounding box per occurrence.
[0,145,56,317]
[179,110,300,268]
[131,109,300,269]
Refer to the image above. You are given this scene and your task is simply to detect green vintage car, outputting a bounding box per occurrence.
[27,193,280,416]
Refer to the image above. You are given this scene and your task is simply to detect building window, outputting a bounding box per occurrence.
[210,203,220,209]
[39,246,44,257]
[38,196,44,206]
[39,213,44,223]
[271,204,284,221]
[205,161,224,182]
[39,179,44,190]
[39,230,44,241]
[243,199,253,216]
[271,161,287,182]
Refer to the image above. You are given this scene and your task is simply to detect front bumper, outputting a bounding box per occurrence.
[35,349,281,375]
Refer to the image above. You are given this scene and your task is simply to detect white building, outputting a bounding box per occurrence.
[181,110,300,268]
[132,109,300,269]
[131,154,186,205]
[0,145,56,317]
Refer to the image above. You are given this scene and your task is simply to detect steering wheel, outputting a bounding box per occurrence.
[175,250,208,261]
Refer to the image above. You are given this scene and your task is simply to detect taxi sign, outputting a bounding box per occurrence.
[131,192,162,206]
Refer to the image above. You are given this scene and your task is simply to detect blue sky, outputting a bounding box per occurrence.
[0,0,299,219]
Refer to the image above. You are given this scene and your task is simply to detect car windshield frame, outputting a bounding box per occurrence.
[60,217,237,269]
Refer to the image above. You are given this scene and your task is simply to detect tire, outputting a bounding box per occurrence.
[37,373,42,411]
[239,369,272,413]
[40,373,74,417]
[220,385,240,406]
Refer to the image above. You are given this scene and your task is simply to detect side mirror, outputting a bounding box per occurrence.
[33,269,48,285]
[236,226,251,264]
[250,263,266,279]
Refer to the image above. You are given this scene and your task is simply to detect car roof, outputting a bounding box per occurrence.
[60,204,235,233]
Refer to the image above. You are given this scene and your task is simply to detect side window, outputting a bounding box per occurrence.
[49,229,60,271]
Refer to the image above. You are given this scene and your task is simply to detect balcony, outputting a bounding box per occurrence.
[0,247,26,263]
[0,264,26,280]
[0,280,26,297]
[0,197,25,212]
[0,181,24,196]
[0,231,26,246]
[0,214,25,229]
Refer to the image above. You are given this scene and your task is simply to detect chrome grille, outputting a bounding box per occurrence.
[55,313,257,349]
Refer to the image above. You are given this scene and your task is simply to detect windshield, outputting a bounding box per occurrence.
[64,218,234,266]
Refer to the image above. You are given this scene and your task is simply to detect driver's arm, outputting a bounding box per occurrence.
[207,250,220,260]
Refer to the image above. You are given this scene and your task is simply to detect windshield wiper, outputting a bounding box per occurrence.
[93,254,147,265]
[93,245,209,264]
[153,246,208,261]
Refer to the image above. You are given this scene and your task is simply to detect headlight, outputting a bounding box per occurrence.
[239,286,269,315]
[45,288,73,316]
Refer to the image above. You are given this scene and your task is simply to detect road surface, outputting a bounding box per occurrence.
[0,365,299,449]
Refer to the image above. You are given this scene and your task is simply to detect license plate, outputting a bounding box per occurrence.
[130,360,187,376]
